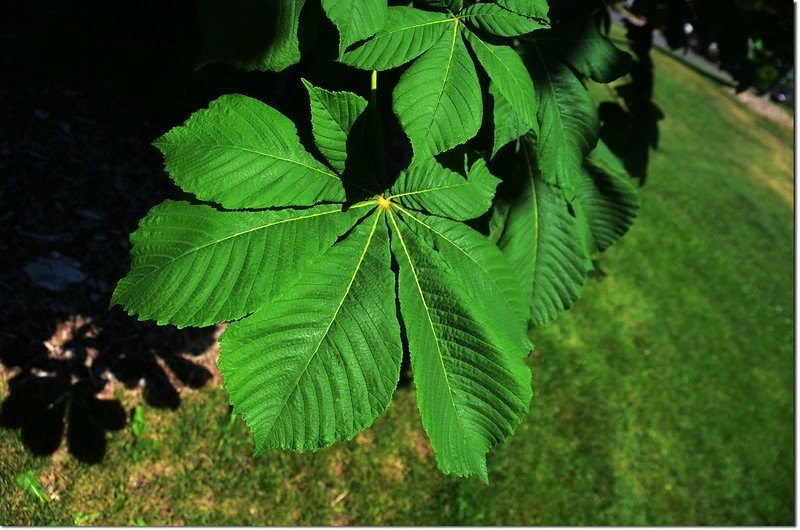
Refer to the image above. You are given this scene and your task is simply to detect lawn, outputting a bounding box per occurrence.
[0,39,794,525]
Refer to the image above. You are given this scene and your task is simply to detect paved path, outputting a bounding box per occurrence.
[608,8,791,129]
[608,8,736,86]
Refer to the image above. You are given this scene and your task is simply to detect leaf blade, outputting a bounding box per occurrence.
[339,7,451,70]
[322,0,388,56]
[464,30,537,135]
[461,3,547,37]
[389,210,531,480]
[489,82,531,157]
[494,142,591,326]
[219,211,402,451]
[528,42,600,200]
[396,207,530,340]
[551,16,632,83]
[575,142,640,252]
[198,0,308,72]
[393,24,482,157]
[112,201,366,327]
[388,158,498,221]
[154,94,346,209]
[302,79,368,175]
[494,0,549,22]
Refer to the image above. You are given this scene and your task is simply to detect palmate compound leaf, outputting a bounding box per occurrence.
[491,139,591,327]
[116,84,532,480]
[341,4,546,159]
[321,0,388,56]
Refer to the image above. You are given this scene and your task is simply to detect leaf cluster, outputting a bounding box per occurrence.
[114,0,641,480]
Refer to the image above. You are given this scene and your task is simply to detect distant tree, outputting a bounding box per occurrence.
[618,0,793,92]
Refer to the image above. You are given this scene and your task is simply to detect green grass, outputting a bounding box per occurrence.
[1,46,793,525]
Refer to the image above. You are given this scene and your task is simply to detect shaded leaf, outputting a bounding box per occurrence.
[550,15,632,83]
[416,0,463,13]
[528,41,600,200]
[198,0,308,72]
[489,82,531,157]
[575,142,640,252]
[494,141,591,326]
[322,0,388,55]
[302,79,368,175]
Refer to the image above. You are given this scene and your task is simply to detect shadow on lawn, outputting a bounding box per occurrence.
[600,18,665,186]
[0,314,218,463]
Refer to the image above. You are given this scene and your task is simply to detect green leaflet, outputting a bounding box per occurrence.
[396,207,530,341]
[528,40,600,201]
[548,14,632,84]
[339,7,451,70]
[464,30,537,136]
[393,18,482,158]
[154,94,346,209]
[117,85,532,480]
[494,0,549,22]
[342,4,545,158]
[198,0,309,72]
[587,139,630,181]
[111,201,366,328]
[302,79,368,175]
[461,3,547,37]
[322,0,388,56]
[219,213,402,451]
[574,142,640,252]
[389,210,531,481]
[388,158,498,221]
[493,141,591,327]
[489,82,531,158]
